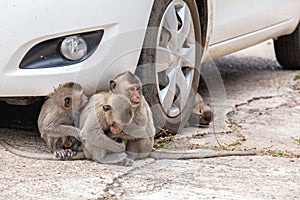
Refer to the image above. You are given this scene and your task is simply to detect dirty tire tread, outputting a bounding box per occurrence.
[274,23,300,69]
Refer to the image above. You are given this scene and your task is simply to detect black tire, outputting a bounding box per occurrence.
[274,22,300,69]
[135,0,202,134]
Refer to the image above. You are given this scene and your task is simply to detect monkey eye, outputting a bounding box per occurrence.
[129,87,136,92]
[112,122,117,127]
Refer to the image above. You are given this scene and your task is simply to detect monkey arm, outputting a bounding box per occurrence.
[41,125,81,139]
[72,110,81,128]
[145,103,156,138]
[122,123,148,138]
[81,129,126,153]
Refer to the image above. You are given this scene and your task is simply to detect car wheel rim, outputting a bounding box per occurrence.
[156,0,196,117]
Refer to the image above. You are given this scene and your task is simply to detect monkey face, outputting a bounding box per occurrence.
[102,93,134,130]
[128,86,141,106]
[110,122,122,134]
[110,71,143,108]
[191,106,213,126]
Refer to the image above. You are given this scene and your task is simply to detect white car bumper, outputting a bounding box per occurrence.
[0,0,154,96]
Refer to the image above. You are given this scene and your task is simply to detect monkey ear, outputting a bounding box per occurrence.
[64,97,72,108]
[110,80,116,91]
[103,105,112,112]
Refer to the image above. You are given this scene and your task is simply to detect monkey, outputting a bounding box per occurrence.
[0,92,134,163]
[37,82,88,158]
[0,82,88,160]
[188,93,214,127]
[78,91,136,166]
[109,71,156,160]
[107,71,257,160]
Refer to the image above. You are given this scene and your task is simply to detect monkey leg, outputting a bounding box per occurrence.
[102,152,134,166]
[126,137,154,160]
[83,145,133,166]
[81,129,126,153]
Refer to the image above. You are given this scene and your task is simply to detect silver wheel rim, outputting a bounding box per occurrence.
[156,0,196,117]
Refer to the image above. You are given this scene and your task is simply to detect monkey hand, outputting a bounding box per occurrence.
[64,149,77,159]
[54,149,77,160]
[54,149,68,159]
[118,158,134,166]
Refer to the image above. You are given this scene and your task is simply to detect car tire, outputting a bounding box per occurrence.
[274,23,300,69]
[135,0,202,134]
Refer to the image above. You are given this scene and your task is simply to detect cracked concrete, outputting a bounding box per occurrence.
[0,41,300,199]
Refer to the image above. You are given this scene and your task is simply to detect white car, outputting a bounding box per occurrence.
[0,0,299,133]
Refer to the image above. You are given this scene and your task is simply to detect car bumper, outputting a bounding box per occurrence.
[0,0,154,96]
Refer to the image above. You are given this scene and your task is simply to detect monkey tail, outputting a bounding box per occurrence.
[0,140,85,160]
[149,150,257,160]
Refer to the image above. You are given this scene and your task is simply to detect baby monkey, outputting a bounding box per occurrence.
[188,93,214,127]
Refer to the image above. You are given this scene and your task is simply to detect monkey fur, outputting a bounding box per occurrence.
[78,91,135,166]
[188,93,213,127]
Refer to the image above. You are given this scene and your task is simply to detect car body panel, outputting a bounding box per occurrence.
[0,0,154,96]
[210,0,300,44]
[0,0,299,98]
[205,0,300,60]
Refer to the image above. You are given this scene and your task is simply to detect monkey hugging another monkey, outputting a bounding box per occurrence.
[0,72,256,166]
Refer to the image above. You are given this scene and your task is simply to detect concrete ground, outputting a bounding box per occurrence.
[0,41,299,199]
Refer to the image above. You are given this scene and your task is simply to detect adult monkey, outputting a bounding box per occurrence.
[136,0,202,134]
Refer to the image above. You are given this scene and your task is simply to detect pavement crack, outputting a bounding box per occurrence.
[103,159,156,199]
[234,95,283,109]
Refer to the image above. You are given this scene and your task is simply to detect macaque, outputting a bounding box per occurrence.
[37,82,88,158]
[0,82,88,160]
[109,71,155,159]
[79,92,135,166]
[188,93,213,126]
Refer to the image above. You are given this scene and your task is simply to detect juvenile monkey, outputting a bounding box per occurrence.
[188,93,214,126]
[0,82,88,160]
[79,91,135,166]
[109,71,156,159]
[109,71,257,160]
[0,92,133,162]
[37,82,88,158]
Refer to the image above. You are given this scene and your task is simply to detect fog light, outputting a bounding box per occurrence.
[60,36,87,60]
